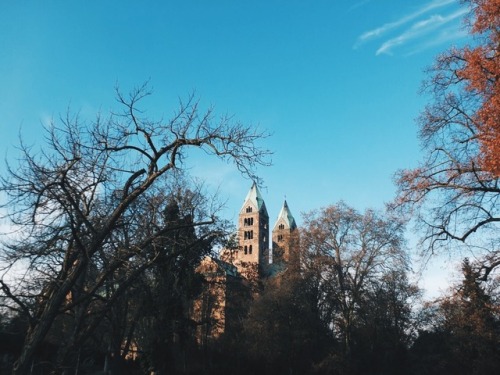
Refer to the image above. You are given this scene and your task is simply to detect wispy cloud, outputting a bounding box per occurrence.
[354,0,466,55]
[356,0,456,45]
[375,7,467,55]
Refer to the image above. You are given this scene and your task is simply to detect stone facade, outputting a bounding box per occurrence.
[272,200,298,265]
[234,183,270,276]
[221,183,298,275]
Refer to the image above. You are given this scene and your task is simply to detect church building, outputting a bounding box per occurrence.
[192,183,299,341]
[223,182,298,277]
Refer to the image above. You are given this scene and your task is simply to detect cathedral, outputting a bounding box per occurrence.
[192,183,299,342]
[223,182,298,277]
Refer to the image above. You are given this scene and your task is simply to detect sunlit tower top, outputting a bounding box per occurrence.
[237,182,270,272]
[272,200,298,264]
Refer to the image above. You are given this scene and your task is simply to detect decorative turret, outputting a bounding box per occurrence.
[272,200,298,264]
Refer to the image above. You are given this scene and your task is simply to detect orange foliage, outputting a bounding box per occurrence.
[457,0,500,175]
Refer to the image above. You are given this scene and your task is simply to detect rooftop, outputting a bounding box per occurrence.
[273,200,297,230]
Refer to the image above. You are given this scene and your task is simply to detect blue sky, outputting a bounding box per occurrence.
[1,1,470,294]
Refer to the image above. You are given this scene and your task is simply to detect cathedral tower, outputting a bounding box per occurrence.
[272,200,298,264]
[237,183,269,274]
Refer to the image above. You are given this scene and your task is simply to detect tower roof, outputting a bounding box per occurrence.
[273,200,297,231]
[241,182,268,215]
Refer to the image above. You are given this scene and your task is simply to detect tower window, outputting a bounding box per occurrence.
[244,217,254,226]
[246,206,253,213]
[244,230,253,240]
[278,234,283,242]
[244,245,248,255]
[249,245,253,254]
[279,223,285,230]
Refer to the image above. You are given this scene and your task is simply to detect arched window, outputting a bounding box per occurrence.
[246,206,252,213]
[244,245,248,255]
[279,223,285,230]
[249,245,253,254]
[278,234,283,242]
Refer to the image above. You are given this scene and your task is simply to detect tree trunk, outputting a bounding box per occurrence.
[12,258,88,375]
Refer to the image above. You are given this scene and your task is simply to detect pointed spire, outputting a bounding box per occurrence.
[241,182,268,214]
[273,200,297,230]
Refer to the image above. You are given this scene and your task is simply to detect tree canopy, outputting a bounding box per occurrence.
[458,0,500,175]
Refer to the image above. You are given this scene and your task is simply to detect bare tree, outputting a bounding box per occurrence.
[393,1,500,279]
[393,46,500,279]
[300,203,407,359]
[0,83,270,374]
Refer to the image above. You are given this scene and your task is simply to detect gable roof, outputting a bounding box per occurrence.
[241,182,268,215]
[198,256,240,278]
[213,257,240,278]
[273,200,297,231]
